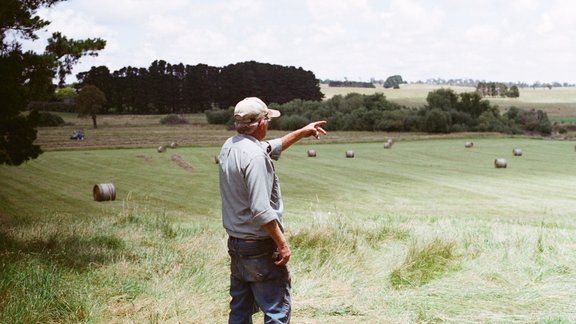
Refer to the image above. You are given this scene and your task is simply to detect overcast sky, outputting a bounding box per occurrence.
[29,0,576,84]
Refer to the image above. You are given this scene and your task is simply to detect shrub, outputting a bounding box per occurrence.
[450,123,470,132]
[34,111,65,127]
[537,120,552,135]
[423,108,451,133]
[278,115,309,131]
[205,108,233,125]
[160,114,189,125]
[274,99,306,116]
[478,111,505,132]
[506,108,553,135]
[449,110,474,128]
[373,109,420,131]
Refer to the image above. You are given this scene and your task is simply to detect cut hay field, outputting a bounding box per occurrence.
[1,135,576,322]
[36,112,501,151]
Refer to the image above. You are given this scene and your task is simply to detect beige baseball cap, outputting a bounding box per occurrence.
[233,97,281,123]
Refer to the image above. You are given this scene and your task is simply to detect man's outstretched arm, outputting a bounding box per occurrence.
[280,121,327,152]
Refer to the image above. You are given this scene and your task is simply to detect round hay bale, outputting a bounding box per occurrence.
[157,145,166,153]
[512,148,522,156]
[494,158,507,168]
[383,142,392,149]
[170,142,178,149]
[346,150,354,158]
[465,141,474,148]
[93,183,116,201]
[307,149,317,157]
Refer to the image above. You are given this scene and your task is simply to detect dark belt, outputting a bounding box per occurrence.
[229,236,272,243]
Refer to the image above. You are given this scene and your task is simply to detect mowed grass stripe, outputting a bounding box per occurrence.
[278,138,576,220]
[0,154,114,218]
[3,137,574,221]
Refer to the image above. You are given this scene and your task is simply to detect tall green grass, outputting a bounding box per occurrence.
[389,239,459,288]
[1,138,576,322]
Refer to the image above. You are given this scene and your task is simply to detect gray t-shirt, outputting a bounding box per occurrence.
[218,134,283,239]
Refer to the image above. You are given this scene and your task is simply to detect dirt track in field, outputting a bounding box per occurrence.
[171,154,194,172]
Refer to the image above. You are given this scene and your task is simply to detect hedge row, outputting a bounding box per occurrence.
[205,90,552,135]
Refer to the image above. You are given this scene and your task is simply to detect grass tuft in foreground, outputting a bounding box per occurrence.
[390,238,459,289]
[0,259,89,324]
[0,199,229,323]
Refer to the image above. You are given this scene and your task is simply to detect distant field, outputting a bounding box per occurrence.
[36,113,233,151]
[321,84,576,117]
[1,138,576,322]
[37,105,576,153]
[551,116,576,123]
[37,112,507,151]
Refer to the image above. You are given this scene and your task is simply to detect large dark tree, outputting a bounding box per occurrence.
[76,66,114,112]
[76,85,106,129]
[383,75,405,89]
[0,0,105,165]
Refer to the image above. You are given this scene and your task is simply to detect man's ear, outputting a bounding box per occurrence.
[259,118,268,127]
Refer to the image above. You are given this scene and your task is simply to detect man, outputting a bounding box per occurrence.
[218,97,327,323]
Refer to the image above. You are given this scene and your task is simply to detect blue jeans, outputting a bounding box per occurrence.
[227,237,291,324]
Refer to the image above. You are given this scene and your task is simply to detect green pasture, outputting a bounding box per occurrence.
[551,116,576,123]
[1,137,576,322]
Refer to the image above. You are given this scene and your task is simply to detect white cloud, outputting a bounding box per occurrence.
[76,0,190,23]
[535,14,554,35]
[26,0,576,83]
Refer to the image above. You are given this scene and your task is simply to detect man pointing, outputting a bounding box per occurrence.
[218,97,326,323]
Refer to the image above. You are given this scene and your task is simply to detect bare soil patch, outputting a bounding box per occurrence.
[136,155,153,163]
[171,155,194,172]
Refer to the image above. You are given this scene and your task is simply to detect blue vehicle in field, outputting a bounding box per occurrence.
[70,130,85,140]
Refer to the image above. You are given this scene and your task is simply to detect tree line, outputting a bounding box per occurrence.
[206,89,552,135]
[328,81,375,88]
[325,75,406,89]
[476,82,519,98]
[413,78,574,89]
[75,60,323,114]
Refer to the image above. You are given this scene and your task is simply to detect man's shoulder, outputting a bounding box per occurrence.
[223,135,265,156]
